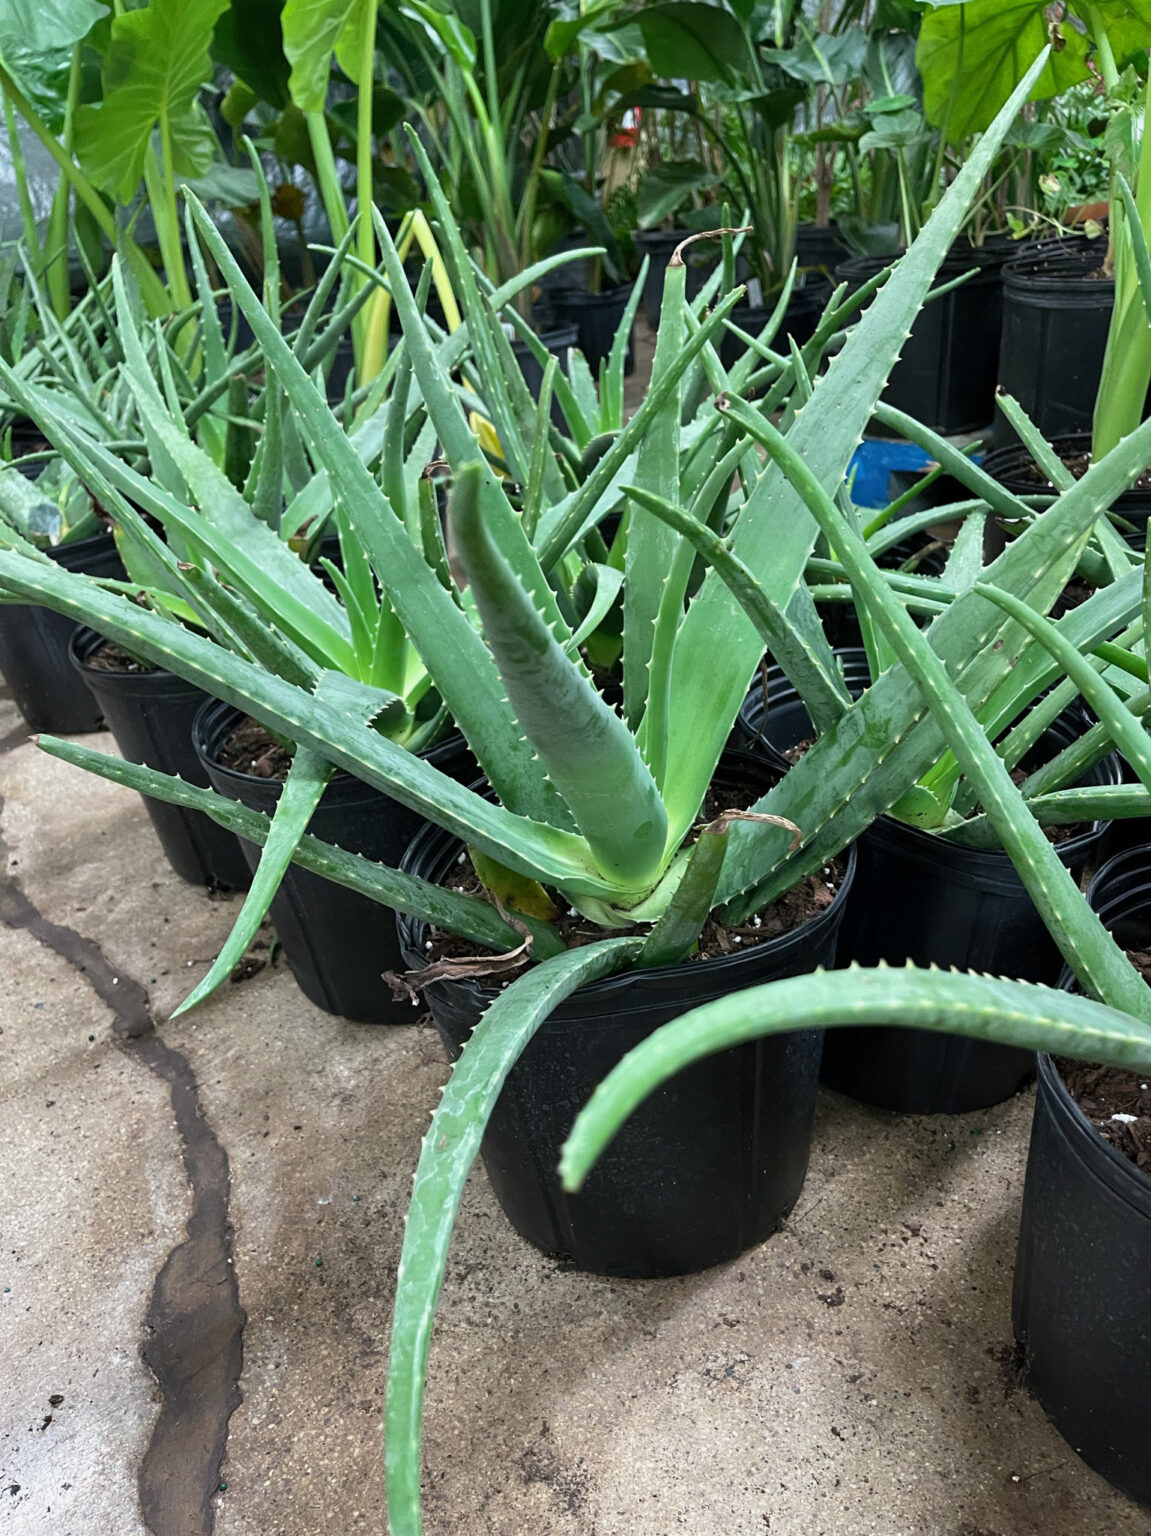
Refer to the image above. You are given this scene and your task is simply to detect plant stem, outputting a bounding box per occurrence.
[306,109,350,244]
[356,0,378,281]
[46,44,83,318]
[155,113,192,310]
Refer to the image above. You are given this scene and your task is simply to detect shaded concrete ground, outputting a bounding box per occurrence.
[2,688,1150,1536]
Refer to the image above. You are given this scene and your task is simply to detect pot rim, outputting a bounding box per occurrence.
[397,809,857,1011]
[191,695,466,796]
[1034,1051,1151,1206]
[1052,842,1151,1203]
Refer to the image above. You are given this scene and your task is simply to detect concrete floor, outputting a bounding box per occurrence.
[2,688,1150,1536]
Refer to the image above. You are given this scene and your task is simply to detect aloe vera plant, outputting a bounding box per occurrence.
[4,51,1151,1532]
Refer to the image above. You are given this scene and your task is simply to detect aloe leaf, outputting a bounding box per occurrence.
[718,417,1151,915]
[559,966,1151,1193]
[716,398,1151,1021]
[0,549,618,897]
[177,564,319,690]
[399,131,541,487]
[36,733,565,956]
[534,286,746,567]
[601,261,645,430]
[954,783,1151,848]
[639,822,729,968]
[656,52,1053,849]
[365,202,570,627]
[174,745,334,1016]
[625,483,850,733]
[624,256,685,736]
[385,935,645,1536]
[522,356,559,541]
[976,582,1151,794]
[179,194,563,828]
[872,403,1036,522]
[115,361,360,670]
[566,564,623,656]
[451,463,668,890]
[942,510,986,591]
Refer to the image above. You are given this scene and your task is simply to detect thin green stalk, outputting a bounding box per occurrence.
[306,109,351,244]
[356,1,378,282]
[46,44,83,318]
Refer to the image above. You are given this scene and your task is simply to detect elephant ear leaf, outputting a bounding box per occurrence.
[281,0,371,114]
[74,0,228,202]
[917,0,1092,141]
[0,0,107,130]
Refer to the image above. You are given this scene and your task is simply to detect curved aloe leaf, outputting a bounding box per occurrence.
[0,548,620,897]
[36,733,566,958]
[976,582,1151,793]
[715,414,1151,915]
[623,255,684,732]
[715,396,1151,1022]
[171,672,407,1015]
[385,936,645,1536]
[174,745,333,1016]
[625,482,850,734]
[559,966,1151,1193]
[952,783,1151,849]
[451,464,668,890]
[639,820,729,968]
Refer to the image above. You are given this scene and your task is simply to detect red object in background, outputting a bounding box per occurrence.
[610,108,641,149]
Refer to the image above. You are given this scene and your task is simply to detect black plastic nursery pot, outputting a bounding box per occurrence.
[835,240,1011,435]
[549,284,636,376]
[994,238,1114,450]
[795,221,849,277]
[510,321,581,431]
[719,277,832,372]
[397,753,856,1279]
[825,719,1116,1114]
[0,531,125,734]
[738,654,1120,1112]
[1013,846,1151,1509]
[194,698,476,1025]
[70,630,251,891]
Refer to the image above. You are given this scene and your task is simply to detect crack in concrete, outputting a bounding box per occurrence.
[0,792,246,1535]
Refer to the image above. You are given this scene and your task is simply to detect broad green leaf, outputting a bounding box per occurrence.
[211,0,291,109]
[915,0,1151,140]
[636,160,720,229]
[0,0,106,129]
[630,1,750,80]
[282,0,369,113]
[559,968,1151,1191]
[74,0,228,202]
[399,0,476,67]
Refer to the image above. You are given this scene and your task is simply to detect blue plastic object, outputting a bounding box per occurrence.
[848,438,935,508]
